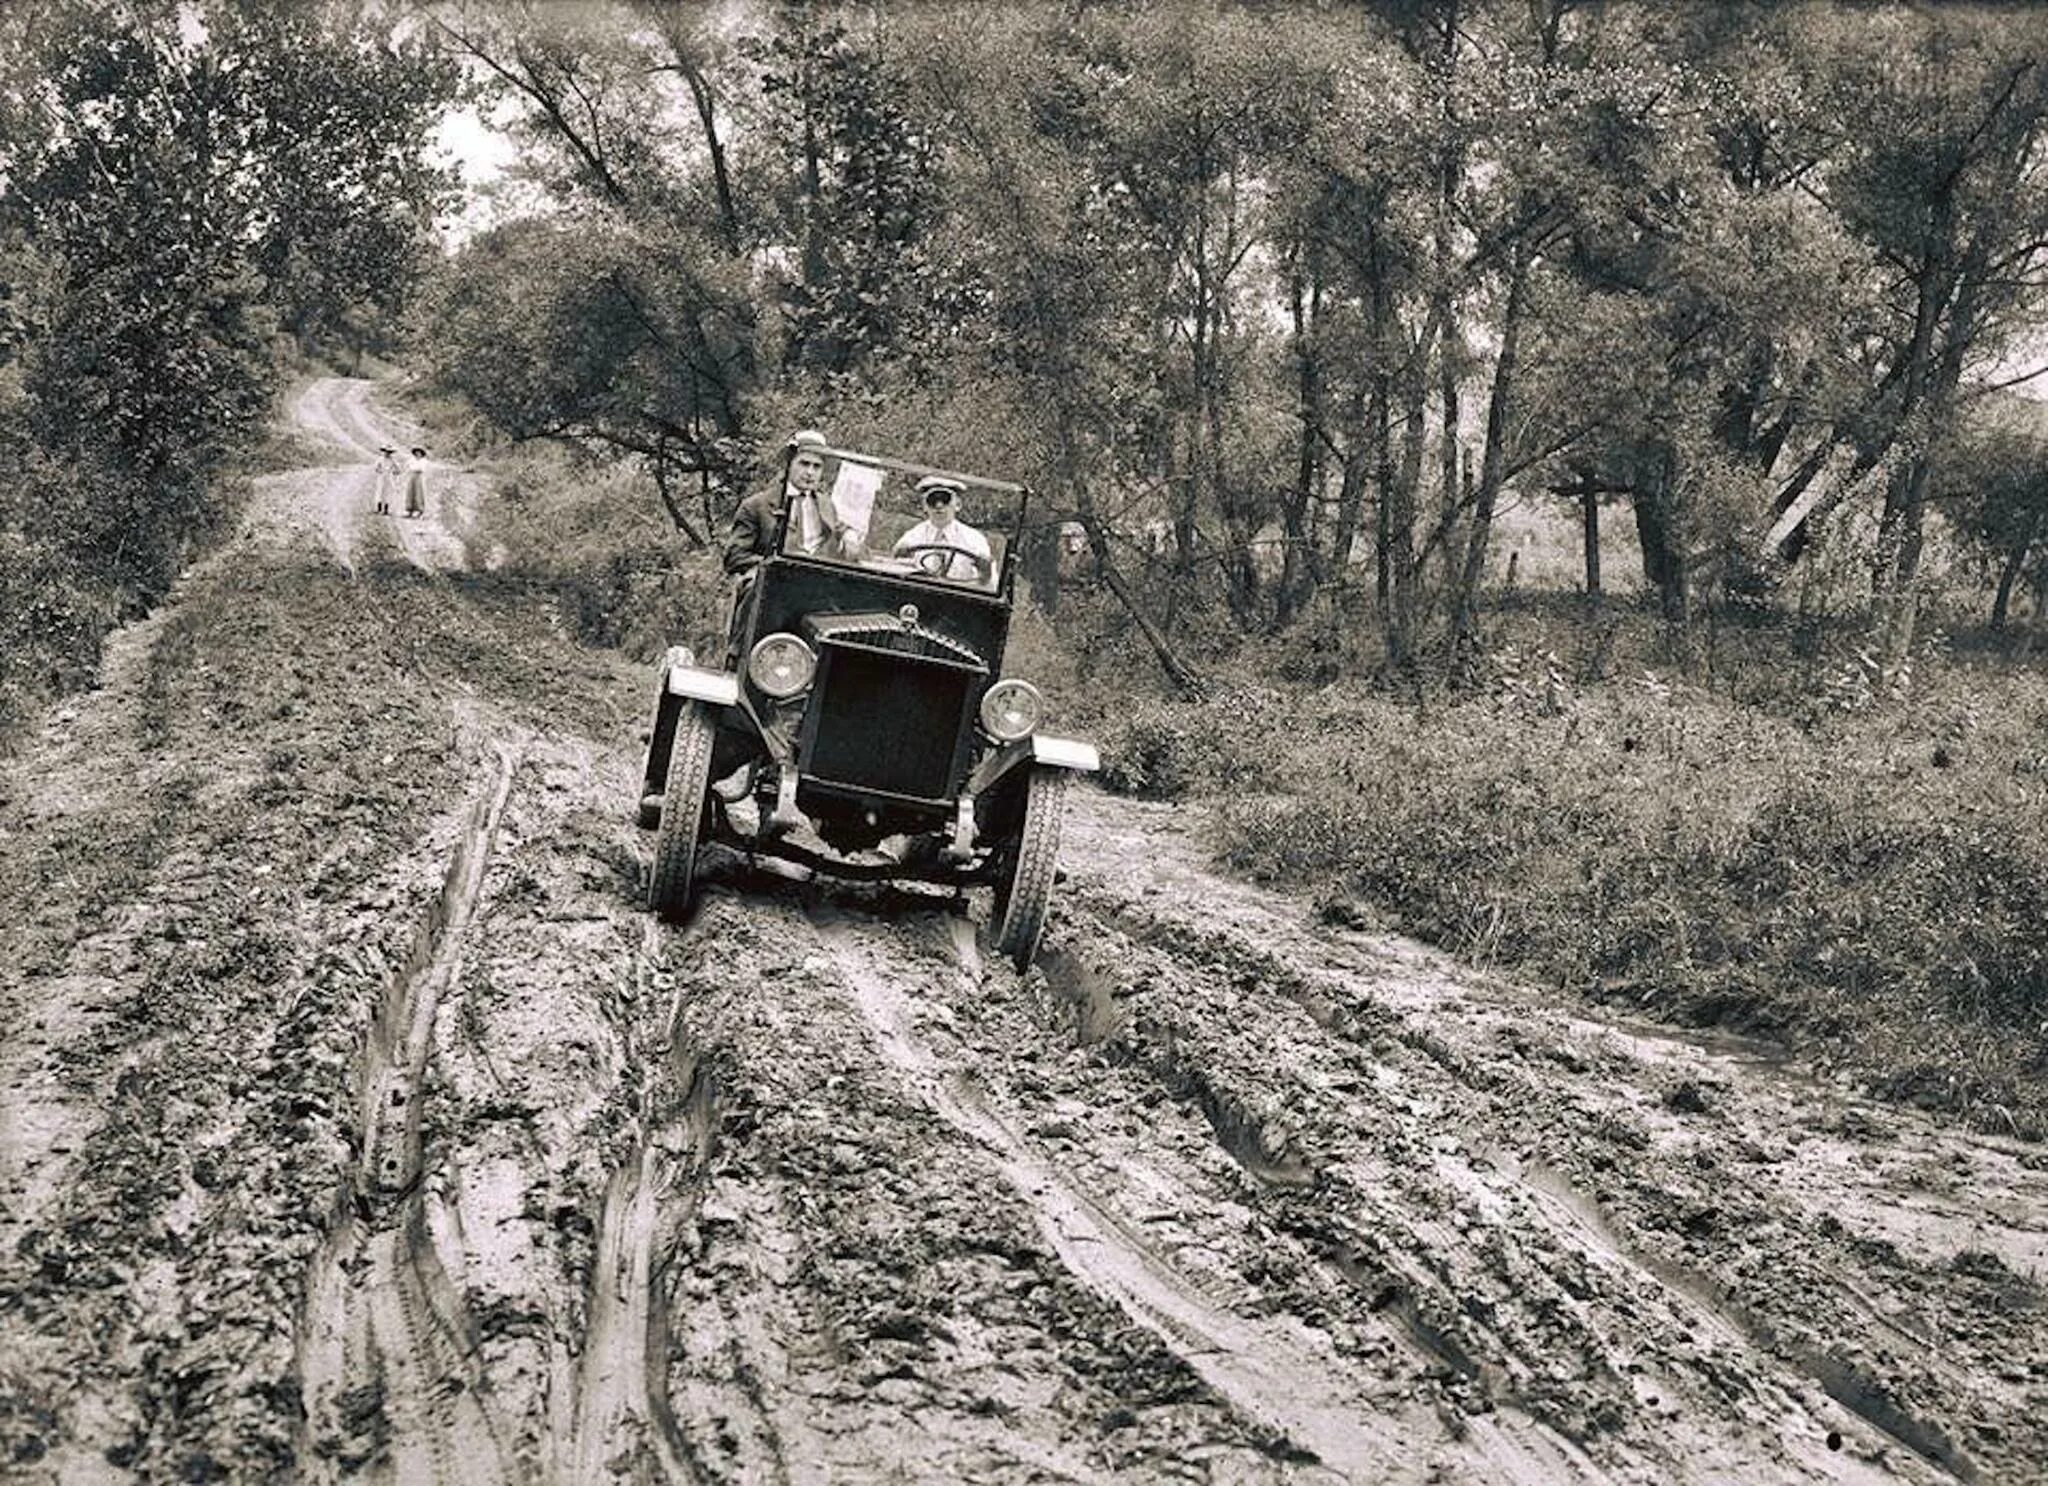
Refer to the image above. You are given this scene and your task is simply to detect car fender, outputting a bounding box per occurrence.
[1030,734,1099,772]
[968,734,1100,796]
[663,647,740,706]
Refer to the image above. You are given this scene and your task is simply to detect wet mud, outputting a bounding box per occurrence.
[1,380,2042,1483]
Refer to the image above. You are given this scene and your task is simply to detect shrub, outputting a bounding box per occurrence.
[1097,689,1289,799]
[476,443,727,660]
[0,528,118,735]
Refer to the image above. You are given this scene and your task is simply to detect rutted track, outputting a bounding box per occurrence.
[3,377,2043,1482]
[808,913,1604,1483]
[558,922,709,1485]
[295,741,520,1482]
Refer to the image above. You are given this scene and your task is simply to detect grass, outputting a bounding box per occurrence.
[1093,598,2048,1138]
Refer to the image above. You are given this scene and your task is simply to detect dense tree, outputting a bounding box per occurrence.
[221,3,458,356]
[741,4,965,378]
[415,215,754,539]
[0,0,458,722]
[415,0,2048,695]
[1808,10,2048,673]
[1939,411,2048,633]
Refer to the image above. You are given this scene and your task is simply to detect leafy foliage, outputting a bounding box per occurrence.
[220,4,459,348]
[421,0,2048,692]
[0,0,458,732]
[414,214,755,519]
[1096,690,1284,800]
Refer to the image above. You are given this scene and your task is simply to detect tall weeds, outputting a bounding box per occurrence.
[1102,645,2048,1135]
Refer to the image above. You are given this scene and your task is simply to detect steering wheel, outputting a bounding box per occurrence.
[897,542,991,582]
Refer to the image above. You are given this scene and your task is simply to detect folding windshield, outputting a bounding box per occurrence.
[773,446,1025,596]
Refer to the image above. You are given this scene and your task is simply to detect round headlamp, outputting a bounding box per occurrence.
[979,678,1044,742]
[748,633,816,699]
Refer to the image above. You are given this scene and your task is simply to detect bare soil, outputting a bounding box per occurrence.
[1,379,2042,1483]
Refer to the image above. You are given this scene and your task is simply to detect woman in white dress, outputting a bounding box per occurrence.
[372,447,399,514]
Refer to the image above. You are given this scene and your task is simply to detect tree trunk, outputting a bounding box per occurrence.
[1634,448,1689,628]
[1427,10,1463,643]
[1166,429,1196,632]
[1361,224,1396,616]
[790,25,829,371]
[678,56,741,257]
[1991,509,2037,630]
[651,450,706,547]
[1452,256,1528,647]
[1074,496,1206,698]
[1327,383,1370,598]
[1279,248,1325,628]
[1871,443,1938,683]
[1867,197,1961,681]
[1385,336,1430,668]
[1437,292,1462,580]
[1024,519,1062,617]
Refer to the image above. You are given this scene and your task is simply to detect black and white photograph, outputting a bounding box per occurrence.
[2,0,2045,1480]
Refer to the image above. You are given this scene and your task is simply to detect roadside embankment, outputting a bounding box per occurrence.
[1095,665,2048,1137]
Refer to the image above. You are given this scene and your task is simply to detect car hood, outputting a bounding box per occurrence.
[802,611,989,672]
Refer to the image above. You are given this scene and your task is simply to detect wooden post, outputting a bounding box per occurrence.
[1582,481,1602,598]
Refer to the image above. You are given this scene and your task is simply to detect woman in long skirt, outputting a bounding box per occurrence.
[404,447,428,519]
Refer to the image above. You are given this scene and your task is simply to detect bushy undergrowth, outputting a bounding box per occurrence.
[1102,641,2048,1135]
[0,359,340,743]
[1096,688,1293,799]
[0,526,121,732]
[477,443,728,660]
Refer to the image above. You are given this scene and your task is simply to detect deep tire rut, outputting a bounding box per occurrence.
[1045,801,2026,1481]
[811,913,1434,1479]
[559,921,714,1485]
[294,742,521,1483]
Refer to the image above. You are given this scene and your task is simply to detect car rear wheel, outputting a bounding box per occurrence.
[990,764,1068,971]
[648,700,716,921]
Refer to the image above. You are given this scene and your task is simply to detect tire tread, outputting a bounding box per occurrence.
[992,766,1068,970]
[648,702,716,920]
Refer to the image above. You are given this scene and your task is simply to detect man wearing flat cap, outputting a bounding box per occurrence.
[723,429,843,576]
[892,476,992,583]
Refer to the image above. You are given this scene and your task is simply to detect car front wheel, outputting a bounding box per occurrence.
[990,764,1069,971]
[648,700,716,921]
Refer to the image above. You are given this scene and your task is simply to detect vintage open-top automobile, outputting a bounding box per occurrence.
[636,443,1098,968]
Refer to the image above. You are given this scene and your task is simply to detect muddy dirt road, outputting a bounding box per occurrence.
[1,378,2043,1483]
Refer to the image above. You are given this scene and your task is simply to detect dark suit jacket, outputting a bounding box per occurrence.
[723,484,842,575]
[722,486,786,575]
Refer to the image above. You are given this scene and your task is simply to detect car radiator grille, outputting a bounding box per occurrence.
[804,646,969,800]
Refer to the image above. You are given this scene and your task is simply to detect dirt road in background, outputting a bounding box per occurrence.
[1,378,2042,1483]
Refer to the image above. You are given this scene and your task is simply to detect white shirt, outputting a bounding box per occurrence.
[894,517,991,581]
[788,484,831,555]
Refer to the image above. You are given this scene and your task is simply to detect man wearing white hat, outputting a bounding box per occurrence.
[723,428,841,575]
[892,476,991,583]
